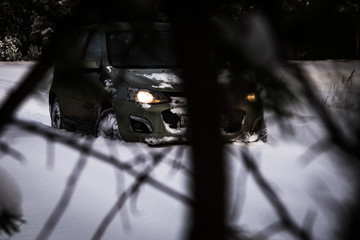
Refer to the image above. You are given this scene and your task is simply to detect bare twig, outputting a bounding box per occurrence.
[287,63,360,162]
[225,147,249,224]
[91,152,166,240]
[35,140,92,240]
[252,221,284,240]
[0,141,26,163]
[302,209,317,238]
[297,139,331,166]
[0,211,26,237]
[105,142,132,232]
[164,146,193,177]
[46,137,55,170]
[12,118,193,206]
[241,149,311,240]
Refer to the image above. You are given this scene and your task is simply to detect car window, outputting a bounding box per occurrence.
[84,32,102,65]
[108,31,178,68]
[71,31,91,60]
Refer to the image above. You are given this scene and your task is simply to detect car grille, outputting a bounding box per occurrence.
[163,94,245,133]
[162,109,180,128]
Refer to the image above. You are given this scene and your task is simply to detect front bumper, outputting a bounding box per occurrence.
[113,97,189,143]
[113,97,263,145]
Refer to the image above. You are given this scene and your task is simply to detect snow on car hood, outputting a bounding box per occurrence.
[140,73,183,89]
[115,69,184,92]
[138,72,183,89]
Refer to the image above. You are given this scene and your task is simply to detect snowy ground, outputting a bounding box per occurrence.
[0,61,359,240]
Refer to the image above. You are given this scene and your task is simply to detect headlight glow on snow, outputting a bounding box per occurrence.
[246,93,256,102]
[128,88,169,104]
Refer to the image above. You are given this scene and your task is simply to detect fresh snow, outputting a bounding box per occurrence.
[152,82,174,89]
[143,73,182,84]
[170,108,187,115]
[104,79,117,94]
[217,69,231,85]
[162,119,187,135]
[170,97,187,108]
[144,136,182,145]
[140,73,182,89]
[141,103,151,109]
[0,61,358,240]
[106,66,113,73]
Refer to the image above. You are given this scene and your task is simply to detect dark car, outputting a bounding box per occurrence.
[49,22,266,145]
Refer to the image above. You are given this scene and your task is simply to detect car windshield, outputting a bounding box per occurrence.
[108,31,179,68]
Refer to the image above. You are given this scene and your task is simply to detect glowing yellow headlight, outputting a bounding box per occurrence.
[128,87,168,104]
[136,91,155,104]
[246,93,256,102]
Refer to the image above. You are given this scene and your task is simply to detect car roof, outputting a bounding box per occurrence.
[84,22,174,32]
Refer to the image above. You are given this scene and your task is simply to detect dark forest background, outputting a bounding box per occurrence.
[0,0,359,61]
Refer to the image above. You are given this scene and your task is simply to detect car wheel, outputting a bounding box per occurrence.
[96,109,121,140]
[50,98,64,129]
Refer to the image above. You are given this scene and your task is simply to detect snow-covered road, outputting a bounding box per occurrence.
[0,62,358,240]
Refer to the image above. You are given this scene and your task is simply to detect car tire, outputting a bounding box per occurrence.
[50,97,64,129]
[95,109,121,140]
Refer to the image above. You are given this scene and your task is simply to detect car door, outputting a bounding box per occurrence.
[72,31,104,126]
[53,30,91,120]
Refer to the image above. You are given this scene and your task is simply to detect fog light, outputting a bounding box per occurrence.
[130,115,153,133]
[246,93,256,102]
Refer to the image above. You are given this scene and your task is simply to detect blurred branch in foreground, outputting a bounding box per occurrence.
[36,141,92,240]
[12,118,193,206]
[91,149,172,240]
[241,149,311,240]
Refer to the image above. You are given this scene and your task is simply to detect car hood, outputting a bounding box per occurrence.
[114,68,184,92]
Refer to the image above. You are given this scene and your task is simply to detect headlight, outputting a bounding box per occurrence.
[246,93,256,102]
[128,87,169,104]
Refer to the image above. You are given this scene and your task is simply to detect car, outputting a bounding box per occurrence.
[49,22,266,145]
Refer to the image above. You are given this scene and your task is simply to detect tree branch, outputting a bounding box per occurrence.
[12,118,193,206]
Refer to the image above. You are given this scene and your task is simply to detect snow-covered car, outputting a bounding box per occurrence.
[49,22,266,144]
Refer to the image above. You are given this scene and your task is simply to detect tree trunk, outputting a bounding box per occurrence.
[174,1,228,239]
